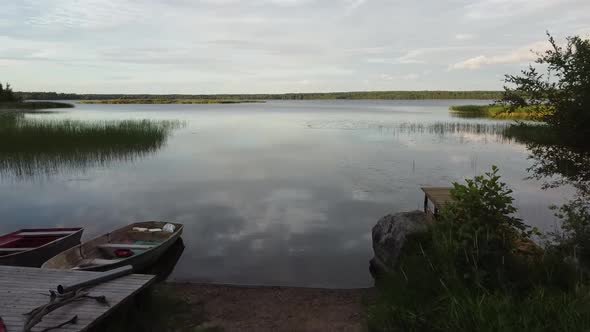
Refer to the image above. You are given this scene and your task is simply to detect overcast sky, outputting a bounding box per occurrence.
[1,0,589,94]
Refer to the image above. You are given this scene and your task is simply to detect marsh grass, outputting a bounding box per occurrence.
[0,113,182,178]
[397,121,511,136]
[79,99,263,105]
[308,120,512,136]
[450,105,550,121]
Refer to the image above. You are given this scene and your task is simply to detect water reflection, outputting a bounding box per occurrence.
[0,101,573,288]
[0,113,181,179]
[502,124,590,195]
[526,144,590,196]
[502,124,590,250]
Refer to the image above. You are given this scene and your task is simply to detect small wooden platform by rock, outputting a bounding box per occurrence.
[0,265,155,332]
[421,187,454,217]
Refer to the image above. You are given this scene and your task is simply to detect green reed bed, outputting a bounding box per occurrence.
[450,105,550,121]
[0,113,182,178]
[79,99,264,105]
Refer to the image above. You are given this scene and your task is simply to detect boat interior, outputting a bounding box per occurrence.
[43,222,181,269]
[0,228,81,256]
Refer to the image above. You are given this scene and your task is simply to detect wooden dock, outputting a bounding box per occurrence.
[421,187,454,217]
[0,265,155,332]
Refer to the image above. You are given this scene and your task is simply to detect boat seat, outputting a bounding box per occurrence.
[0,248,33,252]
[98,243,156,250]
[17,231,78,237]
[74,258,125,269]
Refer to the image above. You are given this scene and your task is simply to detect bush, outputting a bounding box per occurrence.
[550,197,590,274]
[433,166,535,289]
[367,167,590,332]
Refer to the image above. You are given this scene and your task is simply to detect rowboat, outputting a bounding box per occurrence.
[0,228,83,267]
[42,221,183,272]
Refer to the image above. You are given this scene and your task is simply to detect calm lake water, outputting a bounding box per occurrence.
[0,100,571,288]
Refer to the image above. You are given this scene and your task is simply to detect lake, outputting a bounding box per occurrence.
[0,100,570,288]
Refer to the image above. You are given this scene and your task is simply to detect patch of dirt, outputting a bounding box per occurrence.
[165,283,376,332]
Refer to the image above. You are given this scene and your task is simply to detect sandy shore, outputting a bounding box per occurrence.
[162,283,376,332]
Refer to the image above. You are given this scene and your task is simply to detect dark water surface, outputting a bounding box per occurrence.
[0,100,571,288]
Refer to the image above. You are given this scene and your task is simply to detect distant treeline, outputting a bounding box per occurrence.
[16,90,503,101]
[79,99,263,105]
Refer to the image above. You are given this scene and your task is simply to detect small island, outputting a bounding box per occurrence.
[78,99,265,105]
[0,83,73,112]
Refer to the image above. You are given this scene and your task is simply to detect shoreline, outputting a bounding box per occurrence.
[161,282,374,332]
[0,101,74,113]
[100,281,375,332]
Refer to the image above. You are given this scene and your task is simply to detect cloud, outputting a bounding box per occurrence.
[455,34,475,41]
[380,73,419,81]
[449,41,550,70]
[345,0,367,14]
[24,0,145,29]
[3,0,590,93]
[367,46,494,65]
[464,0,571,20]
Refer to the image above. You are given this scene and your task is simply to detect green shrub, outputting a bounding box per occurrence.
[367,167,590,332]
[433,166,536,289]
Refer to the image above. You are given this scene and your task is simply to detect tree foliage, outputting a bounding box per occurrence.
[501,33,590,146]
[0,82,19,102]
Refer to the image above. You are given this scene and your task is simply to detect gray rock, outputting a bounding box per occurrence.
[370,210,429,276]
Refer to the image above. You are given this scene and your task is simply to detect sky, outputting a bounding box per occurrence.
[1,0,589,94]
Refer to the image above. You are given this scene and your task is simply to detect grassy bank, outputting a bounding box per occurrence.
[0,101,74,111]
[450,105,551,121]
[78,99,264,105]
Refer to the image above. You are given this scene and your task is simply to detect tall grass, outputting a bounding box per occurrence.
[369,229,590,332]
[450,105,550,121]
[0,113,182,178]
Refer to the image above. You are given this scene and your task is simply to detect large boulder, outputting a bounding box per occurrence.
[370,210,429,276]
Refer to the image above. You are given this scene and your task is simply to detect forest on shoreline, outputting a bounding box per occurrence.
[16,90,502,101]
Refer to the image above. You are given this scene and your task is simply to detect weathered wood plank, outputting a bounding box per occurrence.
[0,265,155,332]
[421,187,454,210]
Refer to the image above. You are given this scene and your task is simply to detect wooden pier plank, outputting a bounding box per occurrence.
[421,187,454,209]
[0,265,155,332]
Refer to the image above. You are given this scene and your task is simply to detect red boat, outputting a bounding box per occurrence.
[0,228,83,267]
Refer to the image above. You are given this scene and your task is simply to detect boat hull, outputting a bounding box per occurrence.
[0,229,83,267]
[42,222,183,272]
